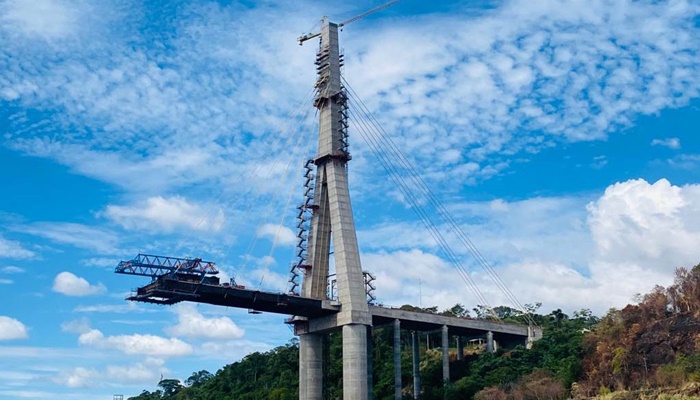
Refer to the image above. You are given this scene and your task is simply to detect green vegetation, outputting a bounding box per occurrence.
[129,264,700,400]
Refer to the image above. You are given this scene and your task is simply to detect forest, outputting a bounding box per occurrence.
[129,264,700,400]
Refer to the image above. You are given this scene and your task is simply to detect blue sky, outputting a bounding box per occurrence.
[1,0,700,398]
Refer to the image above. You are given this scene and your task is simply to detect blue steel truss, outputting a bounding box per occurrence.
[115,253,218,278]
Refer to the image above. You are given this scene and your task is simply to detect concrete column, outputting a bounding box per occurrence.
[394,319,402,400]
[412,331,421,400]
[367,326,373,400]
[441,325,449,385]
[299,333,323,400]
[486,331,494,353]
[343,324,369,400]
[456,336,463,361]
[526,325,535,349]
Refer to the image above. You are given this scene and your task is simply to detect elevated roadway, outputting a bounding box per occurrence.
[126,274,541,345]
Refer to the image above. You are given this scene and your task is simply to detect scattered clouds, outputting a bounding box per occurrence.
[590,155,608,169]
[79,258,116,268]
[256,223,296,247]
[0,279,13,284]
[52,366,97,388]
[343,0,700,183]
[165,304,245,340]
[363,178,700,315]
[20,222,119,254]
[667,153,700,170]
[0,0,80,41]
[651,137,681,149]
[53,359,164,388]
[73,302,155,314]
[1,266,25,274]
[61,318,90,334]
[1,0,697,196]
[52,272,106,296]
[103,196,224,234]
[0,316,28,340]
[103,358,164,384]
[0,237,35,259]
[78,328,192,357]
[199,339,275,361]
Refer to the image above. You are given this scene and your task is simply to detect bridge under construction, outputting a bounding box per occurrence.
[115,3,543,399]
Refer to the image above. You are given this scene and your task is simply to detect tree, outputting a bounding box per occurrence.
[441,303,470,318]
[158,379,183,397]
[185,370,213,387]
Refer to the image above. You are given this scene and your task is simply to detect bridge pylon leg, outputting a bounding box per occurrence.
[299,333,323,400]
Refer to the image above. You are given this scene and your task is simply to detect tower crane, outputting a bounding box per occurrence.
[297,0,402,45]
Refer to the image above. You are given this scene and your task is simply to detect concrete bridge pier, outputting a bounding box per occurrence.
[527,325,535,349]
[441,325,449,385]
[367,326,373,400]
[394,319,402,400]
[456,336,463,360]
[412,331,421,400]
[343,324,369,400]
[299,333,324,400]
[486,331,495,353]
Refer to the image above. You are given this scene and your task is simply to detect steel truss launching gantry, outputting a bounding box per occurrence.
[115,253,218,280]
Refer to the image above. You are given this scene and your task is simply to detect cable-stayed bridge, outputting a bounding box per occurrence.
[115,6,543,400]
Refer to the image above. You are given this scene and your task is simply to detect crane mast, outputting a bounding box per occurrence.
[298,0,402,45]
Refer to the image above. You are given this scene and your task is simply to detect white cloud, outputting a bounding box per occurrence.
[1,266,25,273]
[200,339,274,361]
[52,367,97,388]
[79,257,116,268]
[53,360,165,388]
[165,304,244,340]
[651,137,681,149]
[73,301,158,314]
[0,279,13,284]
[0,0,79,40]
[1,0,697,197]
[668,154,700,170]
[341,0,700,183]
[103,196,224,234]
[61,318,91,334]
[21,222,118,254]
[587,179,700,269]
[78,328,192,357]
[0,316,29,340]
[0,237,35,259]
[52,272,106,296]
[361,178,700,315]
[73,302,154,314]
[104,360,163,384]
[256,223,296,247]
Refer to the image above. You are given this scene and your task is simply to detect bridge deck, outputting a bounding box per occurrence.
[127,276,541,345]
[127,276,339,318]
[369,306,541,346]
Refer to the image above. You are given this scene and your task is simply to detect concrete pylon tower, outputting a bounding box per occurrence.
[298,20,371,400]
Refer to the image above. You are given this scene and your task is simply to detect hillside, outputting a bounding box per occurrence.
[129,264,700,400]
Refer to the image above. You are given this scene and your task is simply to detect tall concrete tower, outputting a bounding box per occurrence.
[298,20,371,400]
